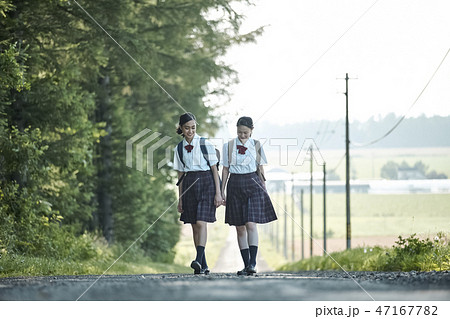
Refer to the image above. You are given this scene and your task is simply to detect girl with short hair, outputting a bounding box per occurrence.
[221,116,277,275]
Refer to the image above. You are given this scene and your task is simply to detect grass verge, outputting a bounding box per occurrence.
[0,254,190,278]
[0,233,191,278]
[278,233,449,272]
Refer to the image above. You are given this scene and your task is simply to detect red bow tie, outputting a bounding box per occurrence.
[237,145,247,155]
[185,145,194,153]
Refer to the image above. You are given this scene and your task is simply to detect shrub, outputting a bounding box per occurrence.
[384,233,449,271]
[277,233,449,272]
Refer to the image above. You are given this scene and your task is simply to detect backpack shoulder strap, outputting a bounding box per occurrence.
[177,141,185,167]
[228,139,234,166]
[254,139,262,165]
[254,139,266,181]
[199,137,211,167]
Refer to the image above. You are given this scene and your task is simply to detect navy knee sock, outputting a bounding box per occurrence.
[195,246,205,264]
[249,245,258,267]
[240,248,250,267]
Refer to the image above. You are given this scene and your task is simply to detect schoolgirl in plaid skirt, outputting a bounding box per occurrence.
[221,116,277,275]
[174,113,222,275]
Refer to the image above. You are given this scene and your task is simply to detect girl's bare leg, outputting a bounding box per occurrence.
[236,225,249,250]
[245,222,258,246]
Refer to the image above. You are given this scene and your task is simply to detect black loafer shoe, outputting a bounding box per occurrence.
[190,260,202,273]
[237,268,248,276]
[246,264,257,274]
[194,267,210,275]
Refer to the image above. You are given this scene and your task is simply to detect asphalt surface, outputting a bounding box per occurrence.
[0,271,449,301]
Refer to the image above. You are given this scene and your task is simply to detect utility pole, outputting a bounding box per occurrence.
[345,73,351,250]
[284,181,288,259]
[284,202,287,259]
[323,162,327,255]
[309,145,313,258]
[291,175,295,261]
[300,189,304,260]
[271,220,274,247]
[276,214,279,253]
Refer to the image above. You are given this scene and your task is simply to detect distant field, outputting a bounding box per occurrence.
[265,147,450,180]
[268,193,450,238]
[260,193,450,264]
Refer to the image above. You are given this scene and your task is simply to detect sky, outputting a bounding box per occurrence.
[215,0,450,127]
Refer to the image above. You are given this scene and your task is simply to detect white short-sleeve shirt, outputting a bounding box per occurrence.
[173,134,218,172]
[222,138,267,174]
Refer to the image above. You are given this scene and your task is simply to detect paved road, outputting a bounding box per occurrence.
[1,271,449,301]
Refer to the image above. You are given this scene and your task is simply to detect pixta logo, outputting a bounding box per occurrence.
[269,137,325,167]
[126,129,172,175]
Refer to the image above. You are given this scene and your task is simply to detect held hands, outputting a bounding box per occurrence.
[221,192,226,206]
[214,193,223,208]
[179,193,225,212]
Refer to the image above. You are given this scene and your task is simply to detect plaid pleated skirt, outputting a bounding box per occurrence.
[225,172,277,226]
[180,171,217,224]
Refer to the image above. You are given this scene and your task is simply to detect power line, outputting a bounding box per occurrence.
[351,47,450,148]
[331,153,346,172]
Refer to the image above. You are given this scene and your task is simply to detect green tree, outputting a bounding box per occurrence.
[412,161,428,176]
[426,170,448,179]
[1,0,261,262]
[380,161,399,180]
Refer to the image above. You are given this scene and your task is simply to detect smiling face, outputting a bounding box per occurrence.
[181,120,196,142]
[237,125,252,144]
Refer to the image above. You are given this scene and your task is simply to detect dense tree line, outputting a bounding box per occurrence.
[0,0,260,261]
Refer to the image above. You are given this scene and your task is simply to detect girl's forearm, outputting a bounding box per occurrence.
[210,165,221,194]
[177,171,184,197]
[221,166,229,194]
